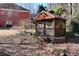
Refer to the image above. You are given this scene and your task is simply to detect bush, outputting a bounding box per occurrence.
[65,32,74,38]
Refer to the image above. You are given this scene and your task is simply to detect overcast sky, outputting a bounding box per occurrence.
[17,3,47,14]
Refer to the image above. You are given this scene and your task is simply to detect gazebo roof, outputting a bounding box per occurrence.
[34,11,66,21]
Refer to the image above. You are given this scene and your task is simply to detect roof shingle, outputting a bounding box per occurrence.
[0,3,29,11]
[35,11,66,21]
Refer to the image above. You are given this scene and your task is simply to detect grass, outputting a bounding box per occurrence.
[53,47,69,52]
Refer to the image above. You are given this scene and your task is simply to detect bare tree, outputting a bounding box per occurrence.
[18,19,30,33]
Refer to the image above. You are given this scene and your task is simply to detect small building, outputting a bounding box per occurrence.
[34,11,66,37]
[0,3,30,28]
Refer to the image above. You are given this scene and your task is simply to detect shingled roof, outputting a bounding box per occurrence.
[34,11,66,21]
[0,3,29,11]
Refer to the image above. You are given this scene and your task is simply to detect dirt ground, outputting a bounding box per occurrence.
[0,29,33,36]
[0,30,79,56]
[0,30,19,36]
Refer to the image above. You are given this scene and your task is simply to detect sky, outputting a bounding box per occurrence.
[17,3,47,14]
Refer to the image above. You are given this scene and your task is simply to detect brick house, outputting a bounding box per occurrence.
[0,3,30,28]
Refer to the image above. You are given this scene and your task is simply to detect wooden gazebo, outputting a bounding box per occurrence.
[34,11,66,37]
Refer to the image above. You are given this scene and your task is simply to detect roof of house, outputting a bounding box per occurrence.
[34,11,66,21]
[0,3,29,11]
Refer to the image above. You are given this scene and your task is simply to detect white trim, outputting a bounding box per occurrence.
[7,11,12,17]
[0,8,29,12]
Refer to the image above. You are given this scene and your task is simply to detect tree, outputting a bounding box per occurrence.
[52,6,67,16]
[66,3,73,32]
[49,10,54,14]
[71,13,79,34]
[18,19,30,33]
[69,3,79,34]
[53,7,62,15]
[37,5,46,13]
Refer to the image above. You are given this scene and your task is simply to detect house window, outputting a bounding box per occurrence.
[7,11,12,17]
[6,21,12,28]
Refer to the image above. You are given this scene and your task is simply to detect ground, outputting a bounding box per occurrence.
[0,30,19,36]
[0,30,79,56]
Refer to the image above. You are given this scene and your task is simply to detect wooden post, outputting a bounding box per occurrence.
[44,22,46,36]
[35,21,37,36]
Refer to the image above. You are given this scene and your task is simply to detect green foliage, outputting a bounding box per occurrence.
[71,21,79,33]
[65,32,74,38]
[53,48,68,52]
[70,11,79,34]
[66,6,79,34]
[53,7,62,15]
[49,10,54,14]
